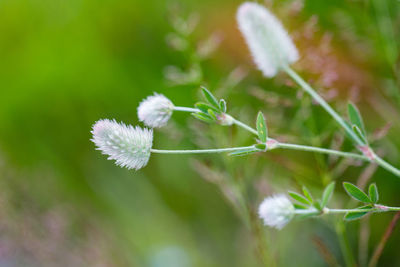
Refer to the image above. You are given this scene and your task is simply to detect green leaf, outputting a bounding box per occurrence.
[313,201,322,211]
[344,211,369,221]
[302,186,314,203]
[343,182,371,203]
[352,125,368,145]
[256,111,268,143]
[321,182,335,208]
[254,143,267,151]
[344,205,372,221]
[348,102,366,135]
[208,109,217,120]
[201,87,219,108]
[368,183,379,203]
[289,191,311,206]
[195,102,220,114]
[228,148,259,157]
[191,112,214,123]
[219,99,227,113]
[293,203,308,210]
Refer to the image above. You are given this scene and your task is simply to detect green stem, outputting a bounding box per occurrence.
[294,206,400,216]
[276,143,368,161]
[283,65,400,177]
[282,65,363,145]
[172,107,368,161]
[173,106,199,113]
[231,117,259,135]
[151,146,255,154]
[373,153,400,177]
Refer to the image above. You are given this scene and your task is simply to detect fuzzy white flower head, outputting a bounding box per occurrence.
[237,2,299,77]
[258,194,295,230]
[91,119,153,170]
[138,93,174,128]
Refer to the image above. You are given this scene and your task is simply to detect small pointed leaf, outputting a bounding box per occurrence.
[191,112,214,123]
[352,125,368,145]
[256,111,268,143]
[368,183,379,203]
[228,148,259,157]
[289,191,311,206]
[254,143,267,151]
[293,203,308,210]
[321,182,335,208]
[201,87,219,108]
[348,102,366,135]
[344,211,369,221]
[195,102,220,113]
[219,99,227,113]
[343,182,371,203]
[302,186,314,203]
[208,109,217,120]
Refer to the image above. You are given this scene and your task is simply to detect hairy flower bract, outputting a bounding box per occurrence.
[258,194,295,230]
[91,119,153,170]
[237,2,299,77]
[138,93,174,128]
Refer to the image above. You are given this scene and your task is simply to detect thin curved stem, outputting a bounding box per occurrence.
[151,146,255,154]
[282,65,363,145]
[276,143,368,161]
[294,206,400,216]
[172,106,369,161]
[282,65,400,177]
[173,106,199,113]
[231,117,259,135]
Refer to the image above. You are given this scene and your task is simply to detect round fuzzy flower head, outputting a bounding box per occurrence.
[237,2,299,77]
[91,119,153,170]
[258,194,295,230]
[138,93,174,128]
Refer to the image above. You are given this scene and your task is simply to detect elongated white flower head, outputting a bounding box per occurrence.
[91,119,153,170]
[258,194,295,230]
[237,2,299,77]
[138,93,174,128]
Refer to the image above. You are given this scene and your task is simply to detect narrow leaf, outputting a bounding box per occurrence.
[348,102,366,135]
[321,182,335,208]
[352,125,368,145]
[289,191,311,206]
[228,148,259,157]
[256,111,268,143]
[208,109,217,120]
[195,102,220,113]
[368,183,379,203]
[313,201,322,211]
[191,112,214,123]
[343,182,371,203]
[293,203,308,210]
[201,87,219,108]
[302,186,314,203]
[219,99,227,113]
[344,211,369,221]
[254,143,267,151]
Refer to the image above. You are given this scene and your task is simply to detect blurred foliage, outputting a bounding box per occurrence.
[0,0,400,266]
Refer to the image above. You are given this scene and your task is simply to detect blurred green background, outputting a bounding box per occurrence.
[1,0,400,266]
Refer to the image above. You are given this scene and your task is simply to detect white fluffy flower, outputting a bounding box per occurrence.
[138,93,174,128]
[91,119,153,170]
[258,194,295,230]
[237,2,299,77]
